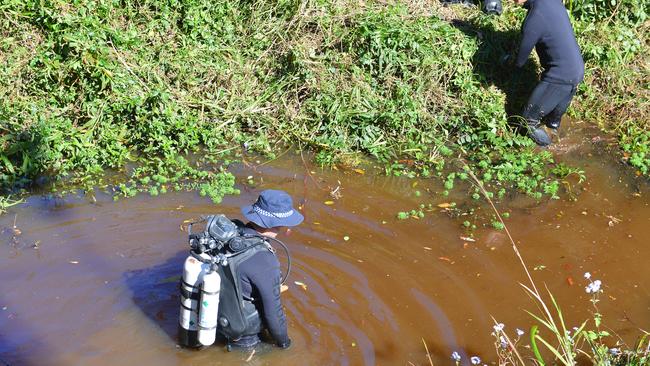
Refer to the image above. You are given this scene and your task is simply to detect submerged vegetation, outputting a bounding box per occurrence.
[0,0,647,202]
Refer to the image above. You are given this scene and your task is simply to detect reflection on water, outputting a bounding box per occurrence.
[0,124,648,365]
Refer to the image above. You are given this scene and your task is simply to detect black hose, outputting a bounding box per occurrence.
[187,216,207,236]
[190,250,212,264]
[266,236,291,285]
[224,234,292,285]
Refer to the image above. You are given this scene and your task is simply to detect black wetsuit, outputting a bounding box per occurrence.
[516,0,584,129]
[233,226,289,348]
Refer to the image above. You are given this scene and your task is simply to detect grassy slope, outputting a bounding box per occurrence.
[0,0,647,202]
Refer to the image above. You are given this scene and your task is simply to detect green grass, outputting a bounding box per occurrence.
[0,0,647,203]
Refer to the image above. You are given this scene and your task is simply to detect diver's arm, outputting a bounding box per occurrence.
[251,268,290,347]
[515,11,543,68]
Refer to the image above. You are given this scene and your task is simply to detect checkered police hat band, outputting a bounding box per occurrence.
[253,204,294,218]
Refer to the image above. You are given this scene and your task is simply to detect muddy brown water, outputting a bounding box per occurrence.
[1,123,649,366]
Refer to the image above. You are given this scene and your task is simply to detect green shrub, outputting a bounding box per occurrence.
[565,0,648,25]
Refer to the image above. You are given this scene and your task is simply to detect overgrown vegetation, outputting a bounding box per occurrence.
[0,0,647,202]
[565,0,649,176]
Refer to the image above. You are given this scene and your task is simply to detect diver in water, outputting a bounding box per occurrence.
[227,189,304,350]
[508,0,585,146]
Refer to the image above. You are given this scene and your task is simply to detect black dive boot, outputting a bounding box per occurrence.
[527,123,552,146]
[545,119,561,130]
[483,0,502,15]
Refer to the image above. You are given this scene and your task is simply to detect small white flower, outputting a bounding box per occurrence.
[586,279,603,293]
[470,356,481,365]
[584,272,591,279]
[516,328,525,337]
[609,347,621,355]
[451,351,461,361]
[499,335,508,349]
[493,323,505,332]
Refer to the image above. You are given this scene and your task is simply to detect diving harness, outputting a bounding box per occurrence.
[178,215,291,348]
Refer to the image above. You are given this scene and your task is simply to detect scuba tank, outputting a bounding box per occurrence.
[178,253,211,347]
[197,269,220,346]
[178,254,223,347]
[178,215,236,348]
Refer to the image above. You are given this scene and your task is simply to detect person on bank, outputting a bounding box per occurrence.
[228,189,303,350]
[510,0,585,146]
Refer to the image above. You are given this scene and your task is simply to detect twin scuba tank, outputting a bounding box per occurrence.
[178,215,266,348]
[179,252,220,347]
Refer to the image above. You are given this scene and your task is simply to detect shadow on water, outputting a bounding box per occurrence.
[0,301,52,366]
[123,251,187,344]
[451,19,539,132]
[0,334,25,366]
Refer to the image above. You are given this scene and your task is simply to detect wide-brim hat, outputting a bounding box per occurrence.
[241,189,304,229]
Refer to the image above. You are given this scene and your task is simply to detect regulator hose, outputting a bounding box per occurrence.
[186,216,206,236]
[266,236,292,285]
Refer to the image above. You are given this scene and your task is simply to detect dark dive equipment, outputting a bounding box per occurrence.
[177,215,291,348]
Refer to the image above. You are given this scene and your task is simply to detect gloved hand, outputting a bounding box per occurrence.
[278,338,292,349]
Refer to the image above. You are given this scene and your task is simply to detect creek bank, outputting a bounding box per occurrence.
[1,1,648,206]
